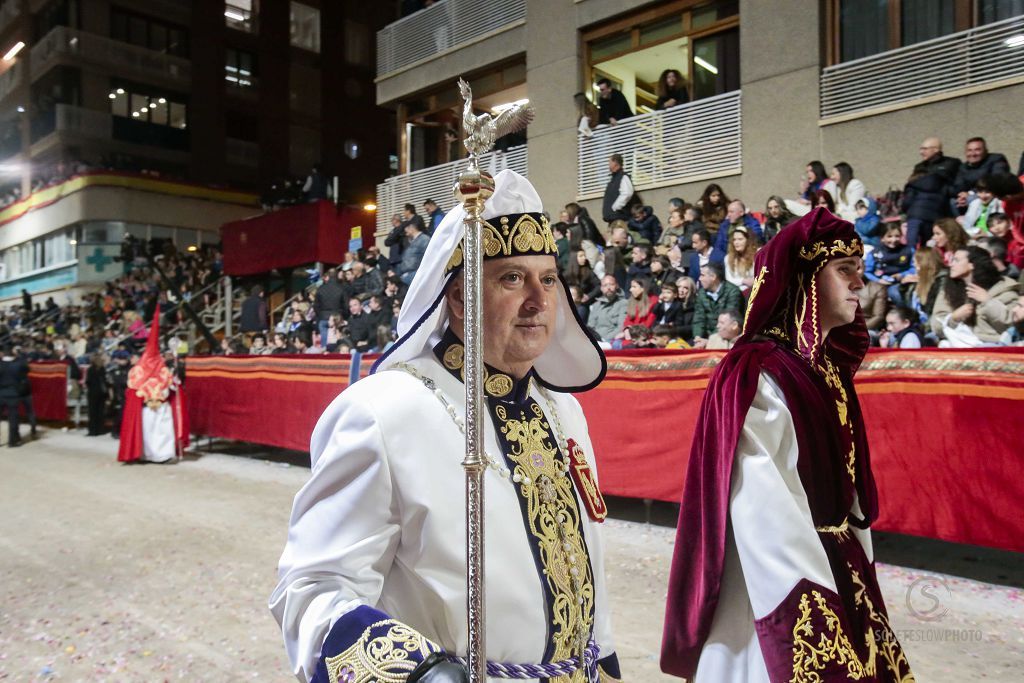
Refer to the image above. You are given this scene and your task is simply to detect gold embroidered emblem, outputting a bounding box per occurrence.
[324,620,440,683]
[484,373,513,397]
[442,344,464,372]
[446,213,559,273]
[497,402,594,681]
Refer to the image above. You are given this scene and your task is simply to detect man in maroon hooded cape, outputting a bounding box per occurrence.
[661,208,914,681]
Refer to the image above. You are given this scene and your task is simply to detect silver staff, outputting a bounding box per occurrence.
[454,78,533,683]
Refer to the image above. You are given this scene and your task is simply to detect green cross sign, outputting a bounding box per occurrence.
[85,247,114,273]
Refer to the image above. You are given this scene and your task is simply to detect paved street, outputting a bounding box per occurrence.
[1,429,1021,681]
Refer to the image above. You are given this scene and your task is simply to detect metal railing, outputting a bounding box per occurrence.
[576,91,742,200]
[375,144,528,233]
[821,14,1024,120]
[30,25,192,83]
[377,0,525,76]
[0,60,23,103]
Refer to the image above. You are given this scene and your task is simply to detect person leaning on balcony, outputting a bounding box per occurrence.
[602,153,636,224]
[574,92,600,137]
[654,69,690,110]
[901,136,961,247]
[596,78,633,125]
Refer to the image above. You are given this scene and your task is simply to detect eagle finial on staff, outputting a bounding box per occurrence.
[458,78,534,158]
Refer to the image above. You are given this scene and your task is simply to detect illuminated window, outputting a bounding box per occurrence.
[290,2,320,53]
[225,0,257,33]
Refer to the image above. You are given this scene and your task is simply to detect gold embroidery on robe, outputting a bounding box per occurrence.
[324,620,440,683]
[497,402,594,682]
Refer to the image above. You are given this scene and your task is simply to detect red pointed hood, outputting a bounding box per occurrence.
[127,304,174,404]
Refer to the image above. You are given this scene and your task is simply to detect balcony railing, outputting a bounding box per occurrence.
[577,91,742,200]
[54,103,113,138]
[377,0,525,76]
[0,60,23,102]
[375,144,527,234]
[821,14,1024,121]
[30,26,191,84]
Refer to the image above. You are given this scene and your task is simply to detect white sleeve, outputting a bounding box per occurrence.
[728,373,838,619]
[846,179,866,210]
[269,392,401,682]
[612,175,634,212]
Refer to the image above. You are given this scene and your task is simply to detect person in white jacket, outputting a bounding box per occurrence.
[270,170,621,683]
[830,162,867,223]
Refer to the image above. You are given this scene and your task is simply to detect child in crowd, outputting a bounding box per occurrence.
[864,224,915,306]
[652,282,687,330]
[651,324,689,349]
[879,306,924,349]
[960,176,1004,237]
[853,197,883,247]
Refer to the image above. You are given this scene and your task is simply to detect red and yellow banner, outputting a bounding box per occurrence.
[184,348,1024,552]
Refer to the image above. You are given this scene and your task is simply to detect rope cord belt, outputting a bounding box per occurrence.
[446,640,600,680]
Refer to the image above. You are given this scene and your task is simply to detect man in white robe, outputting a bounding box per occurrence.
[270,170,621,683]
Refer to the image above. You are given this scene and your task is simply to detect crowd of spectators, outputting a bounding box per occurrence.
[552,136,1024,350]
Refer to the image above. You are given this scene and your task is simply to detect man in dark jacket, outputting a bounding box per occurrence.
[596,78,633,125]
[422,199,444,235]
[314,269,345,346]
[602,153,635,223]
[0,345,27,446]
[384,214,406,272]
[346,297,374,352]
[901,136,960,246]
[239,286,268,334]
[952,137,1011,211]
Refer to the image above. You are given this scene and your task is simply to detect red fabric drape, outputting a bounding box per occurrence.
[186,355,376,451]
[184,349,1024,552]
[28,361,69,421]
[221,201,362,275]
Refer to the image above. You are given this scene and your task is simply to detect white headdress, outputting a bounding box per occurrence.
[372,169,606,392]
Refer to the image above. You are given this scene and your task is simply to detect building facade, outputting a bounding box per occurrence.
[0,0,395,302]
[373,0,1023,234]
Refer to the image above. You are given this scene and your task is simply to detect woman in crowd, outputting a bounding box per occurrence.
[763,195,796,241]
[655,69,689,110]
[697,183,730,234]
[85,353,108,436]
[673,275,698,342]
[904,246,947,324]
[829,161,867,222]
[658,208,689,255]
[800,160,835,204]
[931,246,1019,347]
[812,188,836,213]
[932,217,969,267]
[621,276,658,332]
[564,250,602,305]
[565,202,605,265]
[724,226,758,293]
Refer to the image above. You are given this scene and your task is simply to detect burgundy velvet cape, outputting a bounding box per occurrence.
[660,208,878,678]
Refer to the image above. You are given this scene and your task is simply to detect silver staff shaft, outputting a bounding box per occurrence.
[456,159,494,683]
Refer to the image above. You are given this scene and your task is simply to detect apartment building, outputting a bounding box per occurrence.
[373,0,1023,235]
[0,0,394,302]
